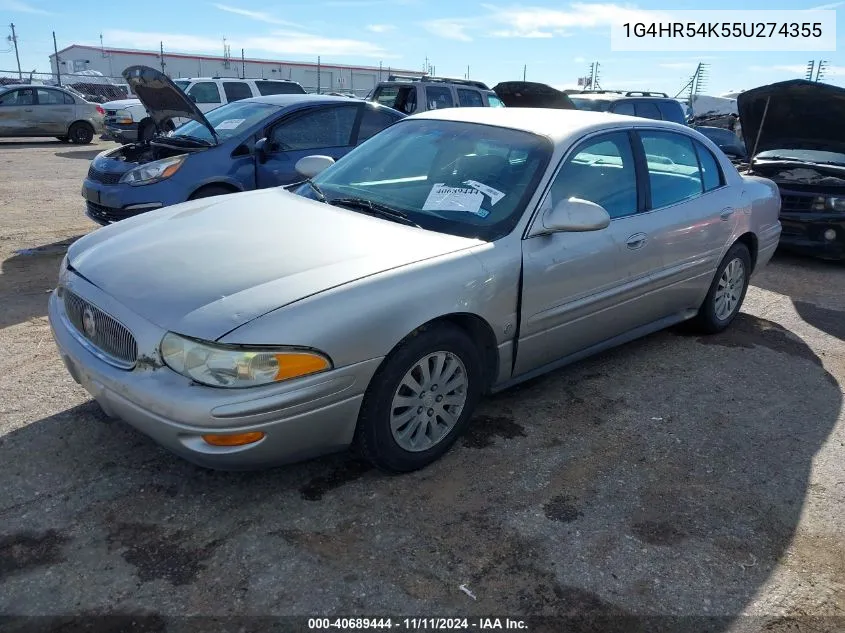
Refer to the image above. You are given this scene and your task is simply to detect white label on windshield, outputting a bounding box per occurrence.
[422,183,484,214]
[216,118,245,130]
[463,180,505,205]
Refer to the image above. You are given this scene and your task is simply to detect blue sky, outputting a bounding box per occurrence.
[1,0,843,95]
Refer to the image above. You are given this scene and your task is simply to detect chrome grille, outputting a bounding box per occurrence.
[62,289,138,369]
[780,194,815,213]
[87,165,122,185]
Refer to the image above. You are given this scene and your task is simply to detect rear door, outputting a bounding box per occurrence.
[255,103,360,187]
[35,88,75,135]
[0,88,37,136]
[424,85,456,111]
[457,88,484,107]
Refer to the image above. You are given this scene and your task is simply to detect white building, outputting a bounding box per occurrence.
[50,44,421,96]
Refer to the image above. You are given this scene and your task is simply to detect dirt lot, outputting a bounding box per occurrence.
[1,139,844,631]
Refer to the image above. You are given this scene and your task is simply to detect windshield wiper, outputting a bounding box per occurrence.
[304,179,326,202]
[169,134,213,146]
[329,197,421,227]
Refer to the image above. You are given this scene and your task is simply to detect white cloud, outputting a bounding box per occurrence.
[0,0,52,14]
[750,63,845,77]
[573,56,586,63]
[213,4,302,27]
[809,1,844,8]
[102,29,395,59]
[325,0,417,5]
[366,24,395,33]
[490,29,552,38]
[423,19,474,41]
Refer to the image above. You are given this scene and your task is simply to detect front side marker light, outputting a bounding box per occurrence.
[202,431,266,447]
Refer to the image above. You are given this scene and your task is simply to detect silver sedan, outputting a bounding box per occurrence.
[49,108,782,472]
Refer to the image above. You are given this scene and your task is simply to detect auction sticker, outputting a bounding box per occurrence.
[422,183,488,216]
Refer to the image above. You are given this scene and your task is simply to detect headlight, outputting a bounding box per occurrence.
[119,155,187,186]
[57,255,69,293]
[159,332,332,388]
[828,197,845,212]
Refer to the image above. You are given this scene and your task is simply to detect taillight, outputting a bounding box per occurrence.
[96,105,105,115]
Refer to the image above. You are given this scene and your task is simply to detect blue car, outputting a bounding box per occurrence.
[82,65,405,225]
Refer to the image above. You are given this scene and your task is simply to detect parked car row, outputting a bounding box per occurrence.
[49,65,786,472]
[0,83,105,143]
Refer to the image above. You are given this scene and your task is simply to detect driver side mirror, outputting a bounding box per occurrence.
[255,137,268,163]
[295,155,335,179]
[540,197,611,234]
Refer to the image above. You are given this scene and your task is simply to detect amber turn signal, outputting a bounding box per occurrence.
[202,431,265,447]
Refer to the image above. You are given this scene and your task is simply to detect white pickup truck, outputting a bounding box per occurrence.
[101,75,306,142]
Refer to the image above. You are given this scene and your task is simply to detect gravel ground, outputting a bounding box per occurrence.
[0,138,843,631]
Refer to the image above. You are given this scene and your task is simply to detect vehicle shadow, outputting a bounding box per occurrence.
[0,140,66,148]
[0,236,82,330]
[55,150,103,160]
[0,314,839,625]
[751,249,845,341]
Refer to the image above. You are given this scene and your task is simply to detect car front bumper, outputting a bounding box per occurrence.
[48,277,380,470]
[81,178,165,226]
[779,212,845,261]
[104,123,138,143]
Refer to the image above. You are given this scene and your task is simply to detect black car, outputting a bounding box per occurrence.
[568,91,687,125]
[738,79,845,261]
[693,125,747,163]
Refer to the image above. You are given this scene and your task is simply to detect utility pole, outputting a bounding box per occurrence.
[317,55,321,93]
[9,24,22,80]
[523,64,527,81]
[816,60,828,82]
[805,60,815,81]
[466,65,469,79]
[379,60,382,81]
[241,48,245,79]
[160,41,165,74]
[53,31,61,85]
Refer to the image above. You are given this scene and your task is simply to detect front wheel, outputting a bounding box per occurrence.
[691,242,751,334]
[354,324,483,473]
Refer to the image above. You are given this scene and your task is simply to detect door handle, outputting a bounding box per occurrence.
[626,233,647,249]
[720,208,735,221]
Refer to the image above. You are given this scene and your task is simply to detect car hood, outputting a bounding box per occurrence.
[101,98,142,110]
[67,188,484,341]
[122,65,217,141]
[738,79,845,158]
[492,81,576,109]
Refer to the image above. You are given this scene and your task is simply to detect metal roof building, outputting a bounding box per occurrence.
[49,44,421,96]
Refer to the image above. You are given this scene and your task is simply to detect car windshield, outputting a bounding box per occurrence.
[173,80,190,92]
[171,101,279,143]
[569,97,612,112]
[294,119,553,241]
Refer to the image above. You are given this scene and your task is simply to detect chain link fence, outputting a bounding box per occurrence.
[1,70,371,102]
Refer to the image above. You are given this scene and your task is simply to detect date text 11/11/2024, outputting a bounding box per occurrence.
[308,618,529,630]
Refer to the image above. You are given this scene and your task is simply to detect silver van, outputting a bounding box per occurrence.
[368,76,505,114]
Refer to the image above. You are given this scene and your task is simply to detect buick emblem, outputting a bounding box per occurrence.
[82,307,96,338]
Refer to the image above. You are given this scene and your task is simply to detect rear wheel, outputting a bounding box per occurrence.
[691,242,751,334]
[353,323,483,473]
[68,122,94,144]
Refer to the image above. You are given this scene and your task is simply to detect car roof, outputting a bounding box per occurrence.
[571,93,677,102]
[0,83,64,90]
[244,93,383,107]
[174,77,298,83]
[408,107,690,142]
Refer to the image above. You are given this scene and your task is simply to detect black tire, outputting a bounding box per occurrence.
[188,185,237,200]
[138,119,155,142]
[690,242,752,334]
[56,136,69,143]
[68,122,94,144]
[353,323,483,473]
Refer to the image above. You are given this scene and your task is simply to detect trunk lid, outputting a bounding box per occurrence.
[122,65,218,142]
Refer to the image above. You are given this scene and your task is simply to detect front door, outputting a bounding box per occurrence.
[35,88,75,135]
[0,88,37,136]
[255,103,361,188]
[515,131,658,375]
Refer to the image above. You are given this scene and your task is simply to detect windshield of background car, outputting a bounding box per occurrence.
[296,119,553,241]
[171,101,279,143]
[569,97,612,112]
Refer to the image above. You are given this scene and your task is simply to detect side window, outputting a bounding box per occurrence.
[373,85,399,107]
[487,93,505,107]
[271,105,358,151]
[36,89,66,105]
[694,140,724,191]
[0,88,34,106]
[612,102,635,116]
[639,131,704,209]
[357,106,399,142]
[634,102,662,120]
[457,89,484,107]
[187,82,221,104]
[63,92,76,104]
[657,101,686,124]
[426,86,454,110]
[255,81,305,95]
[548,132,638,219]
[223,82,252,102]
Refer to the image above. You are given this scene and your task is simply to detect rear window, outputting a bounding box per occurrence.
[570,97,612,112]
[223,82,253,102]
[634,102,662,120]
[657,101,687,124]
[255,81,306,96]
